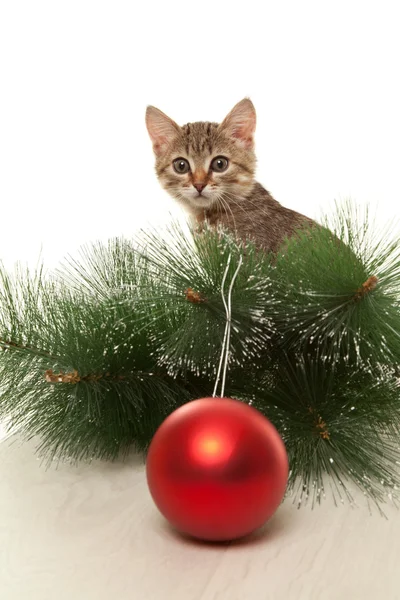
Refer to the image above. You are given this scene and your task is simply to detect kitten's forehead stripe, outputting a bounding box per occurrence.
[182,121,219,156]
[182,123,189,154]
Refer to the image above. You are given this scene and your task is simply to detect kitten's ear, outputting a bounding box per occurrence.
[145,106,181,156]
[219,98,256,148]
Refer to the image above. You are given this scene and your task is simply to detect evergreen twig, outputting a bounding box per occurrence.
[0,203,399,509]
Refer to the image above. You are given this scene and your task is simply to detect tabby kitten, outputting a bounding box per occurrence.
[145,98,316,253]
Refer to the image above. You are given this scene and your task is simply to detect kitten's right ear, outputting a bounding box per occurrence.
[145,106,181,156]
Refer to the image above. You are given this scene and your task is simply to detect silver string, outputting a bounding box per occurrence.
[212,255,231,397]
[212,254,243,398]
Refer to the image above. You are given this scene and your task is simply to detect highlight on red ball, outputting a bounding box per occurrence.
[190,427,235,466]
[146,397,289,542]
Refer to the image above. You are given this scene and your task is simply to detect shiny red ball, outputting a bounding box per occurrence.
[146,397,289,541]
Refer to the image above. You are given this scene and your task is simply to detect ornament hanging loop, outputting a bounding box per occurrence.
[212,253,243,398]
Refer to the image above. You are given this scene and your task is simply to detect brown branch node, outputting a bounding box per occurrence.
[184,287,206,303]
[355,275,378,301]
[44,369,128,384]
[316,416,330,440]
[308,406,331,440]
[45,369,81,384]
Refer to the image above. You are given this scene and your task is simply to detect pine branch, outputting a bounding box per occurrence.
[250,354,400,509]
[272,206,400,366]
[1,204,400,510]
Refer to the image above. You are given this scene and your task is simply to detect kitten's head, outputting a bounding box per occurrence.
[145,99,257,214]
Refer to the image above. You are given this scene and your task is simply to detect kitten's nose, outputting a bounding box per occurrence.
[194,183,206,193]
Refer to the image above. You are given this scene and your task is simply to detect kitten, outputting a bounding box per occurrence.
[145,98,316,253]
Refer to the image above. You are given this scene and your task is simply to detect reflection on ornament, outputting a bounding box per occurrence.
[190,429,235,466]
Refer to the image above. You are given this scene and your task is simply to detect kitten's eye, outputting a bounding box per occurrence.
[173,158,190,174]
[210,156,229,173]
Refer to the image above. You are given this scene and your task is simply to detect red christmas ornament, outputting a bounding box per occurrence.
[146,397,289,541]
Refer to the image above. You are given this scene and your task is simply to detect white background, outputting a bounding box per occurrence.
[1,3,400,599]
[1,1,399,273]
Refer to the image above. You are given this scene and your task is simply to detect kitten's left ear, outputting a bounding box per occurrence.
[146,106,181,156]
[219,98,256,149]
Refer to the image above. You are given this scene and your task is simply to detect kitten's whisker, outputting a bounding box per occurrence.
[222,190,263,229]
[216,193,238,234]
[221,191,260,234]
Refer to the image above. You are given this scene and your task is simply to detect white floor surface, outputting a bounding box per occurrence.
[1,434,399,600]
